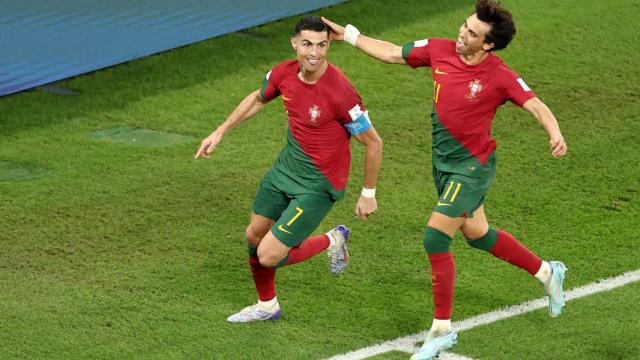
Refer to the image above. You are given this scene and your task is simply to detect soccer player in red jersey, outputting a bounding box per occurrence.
[324,1,567,358]
[195,16,383,323]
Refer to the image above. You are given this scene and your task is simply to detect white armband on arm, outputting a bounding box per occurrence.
[344,104,371,136]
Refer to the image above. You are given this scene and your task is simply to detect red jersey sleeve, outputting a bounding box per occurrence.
[335,79,372,136]
[502,69,536,107]
[259,62,285,101]
[336,84,365,123]
[401,38,432,68]
[401,38,453,69]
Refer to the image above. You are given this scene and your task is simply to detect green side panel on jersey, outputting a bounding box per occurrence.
[431,108,494,177]
[401,42,414,62]
[268,129,344,201]
[259,73,269,100]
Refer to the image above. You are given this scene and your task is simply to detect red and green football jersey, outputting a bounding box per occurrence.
[402,38,536,176]
[259,60,370,200]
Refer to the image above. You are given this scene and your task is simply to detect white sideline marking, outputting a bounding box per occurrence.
[326,269,640,360]
[434,354,475,360]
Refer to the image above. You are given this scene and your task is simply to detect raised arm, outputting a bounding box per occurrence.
[194,89,267,159]
[322,17,406,65]
[352,127,383,220]
[522,97,567,157]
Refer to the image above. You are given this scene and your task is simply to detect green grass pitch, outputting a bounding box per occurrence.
[1,0,639,359]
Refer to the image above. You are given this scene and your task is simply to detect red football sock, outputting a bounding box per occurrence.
[283,234,330,266]
[491,229,542,276]
[249,255,276,301]
[428,252,456,320]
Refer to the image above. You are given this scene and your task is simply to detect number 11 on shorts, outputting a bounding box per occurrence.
[439,181,461,205]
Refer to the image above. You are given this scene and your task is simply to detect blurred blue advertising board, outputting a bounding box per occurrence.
[0,0,345,96]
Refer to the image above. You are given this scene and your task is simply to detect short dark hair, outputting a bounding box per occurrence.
[475,0,516,51]
[293,16,329,36]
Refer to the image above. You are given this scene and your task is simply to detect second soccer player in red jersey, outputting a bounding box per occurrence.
[324,0,567,358]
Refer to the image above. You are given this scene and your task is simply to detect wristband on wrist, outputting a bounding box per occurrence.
[361,187,376,198]
[344,24,360,47]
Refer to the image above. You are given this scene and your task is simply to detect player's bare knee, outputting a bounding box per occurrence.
[259,257,279,268]
[257,250,280,268]
[462,227,485,241]
[461,220,489,241]
[245,226,263,247]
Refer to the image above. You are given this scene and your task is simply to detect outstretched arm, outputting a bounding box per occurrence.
[522,97,567,157]
[352,127,383,220]
[322,17,406,65]
[194,89,267,159]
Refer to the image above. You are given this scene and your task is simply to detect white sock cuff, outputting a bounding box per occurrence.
[430,318,452,332]
[535,261,552,284]
[258,296,278,311]
[326,231,336,248]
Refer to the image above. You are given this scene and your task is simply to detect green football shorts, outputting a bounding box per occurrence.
[252,176,334,247]
[432,159,496,219]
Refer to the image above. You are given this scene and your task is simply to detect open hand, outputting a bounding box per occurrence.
[322,17,345,41]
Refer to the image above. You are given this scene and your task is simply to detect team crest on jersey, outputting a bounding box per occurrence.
[465,79,483,99]
[309,104,321,125]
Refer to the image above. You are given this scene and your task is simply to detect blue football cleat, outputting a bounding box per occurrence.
[327,225,350,275]
[547,261,567,318]
[411,331,458,360]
